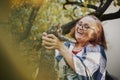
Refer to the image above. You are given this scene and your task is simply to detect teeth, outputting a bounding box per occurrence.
[77,31,82,35]
[78,32,83,35]
[77,28,83,34]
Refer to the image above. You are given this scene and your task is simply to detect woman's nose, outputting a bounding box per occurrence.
[77,27,84,33]
[78,26,83,30]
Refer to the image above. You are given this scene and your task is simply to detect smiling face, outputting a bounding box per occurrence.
[70,15,107,48]
[74,16,97,44]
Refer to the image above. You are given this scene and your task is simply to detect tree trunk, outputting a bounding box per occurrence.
[36,48,58,80]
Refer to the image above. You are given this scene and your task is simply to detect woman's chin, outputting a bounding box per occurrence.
[75,33,83,39]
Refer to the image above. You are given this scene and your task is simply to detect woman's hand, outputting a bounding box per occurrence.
[42,32,64,50]
[42,32,75,70]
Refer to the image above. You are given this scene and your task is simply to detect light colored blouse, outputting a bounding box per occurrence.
[55,41,107,80]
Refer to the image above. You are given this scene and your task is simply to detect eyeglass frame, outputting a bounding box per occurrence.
[76,21,94,31]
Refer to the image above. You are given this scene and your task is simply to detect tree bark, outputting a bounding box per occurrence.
[20,6,40,42]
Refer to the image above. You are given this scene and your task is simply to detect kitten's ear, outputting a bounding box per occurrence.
[57,23,61,29]
[57,23,62,34]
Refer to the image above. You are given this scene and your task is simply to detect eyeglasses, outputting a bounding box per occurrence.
[76,22,94,31]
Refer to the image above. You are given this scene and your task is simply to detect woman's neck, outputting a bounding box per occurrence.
[75,42,83,47]
[73,43,83,52]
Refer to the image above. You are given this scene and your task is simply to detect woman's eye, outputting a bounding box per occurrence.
[84,24,89,28]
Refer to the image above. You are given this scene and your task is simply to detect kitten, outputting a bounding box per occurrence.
[46,24,70,41]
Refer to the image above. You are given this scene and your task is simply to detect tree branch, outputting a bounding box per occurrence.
[63,1,98,10]
[20,6,40,41]
[100,8,120,21]
[61,19,79,35]
[95,0,113,17]
[99,0,104,8]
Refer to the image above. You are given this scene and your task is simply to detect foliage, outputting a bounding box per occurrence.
[114,0,120,6]
[10,0,44,8]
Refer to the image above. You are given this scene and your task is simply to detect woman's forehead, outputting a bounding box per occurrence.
[80,16,95,23]
[79,16,97,27]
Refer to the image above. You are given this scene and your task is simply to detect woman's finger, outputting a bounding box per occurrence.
[42,40,54,46]
[42,32,47,36]
[44,46,55,50]
[42,36,54,42]
[47,34,57,39]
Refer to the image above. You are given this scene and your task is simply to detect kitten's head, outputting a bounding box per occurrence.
[46,24,62,35]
